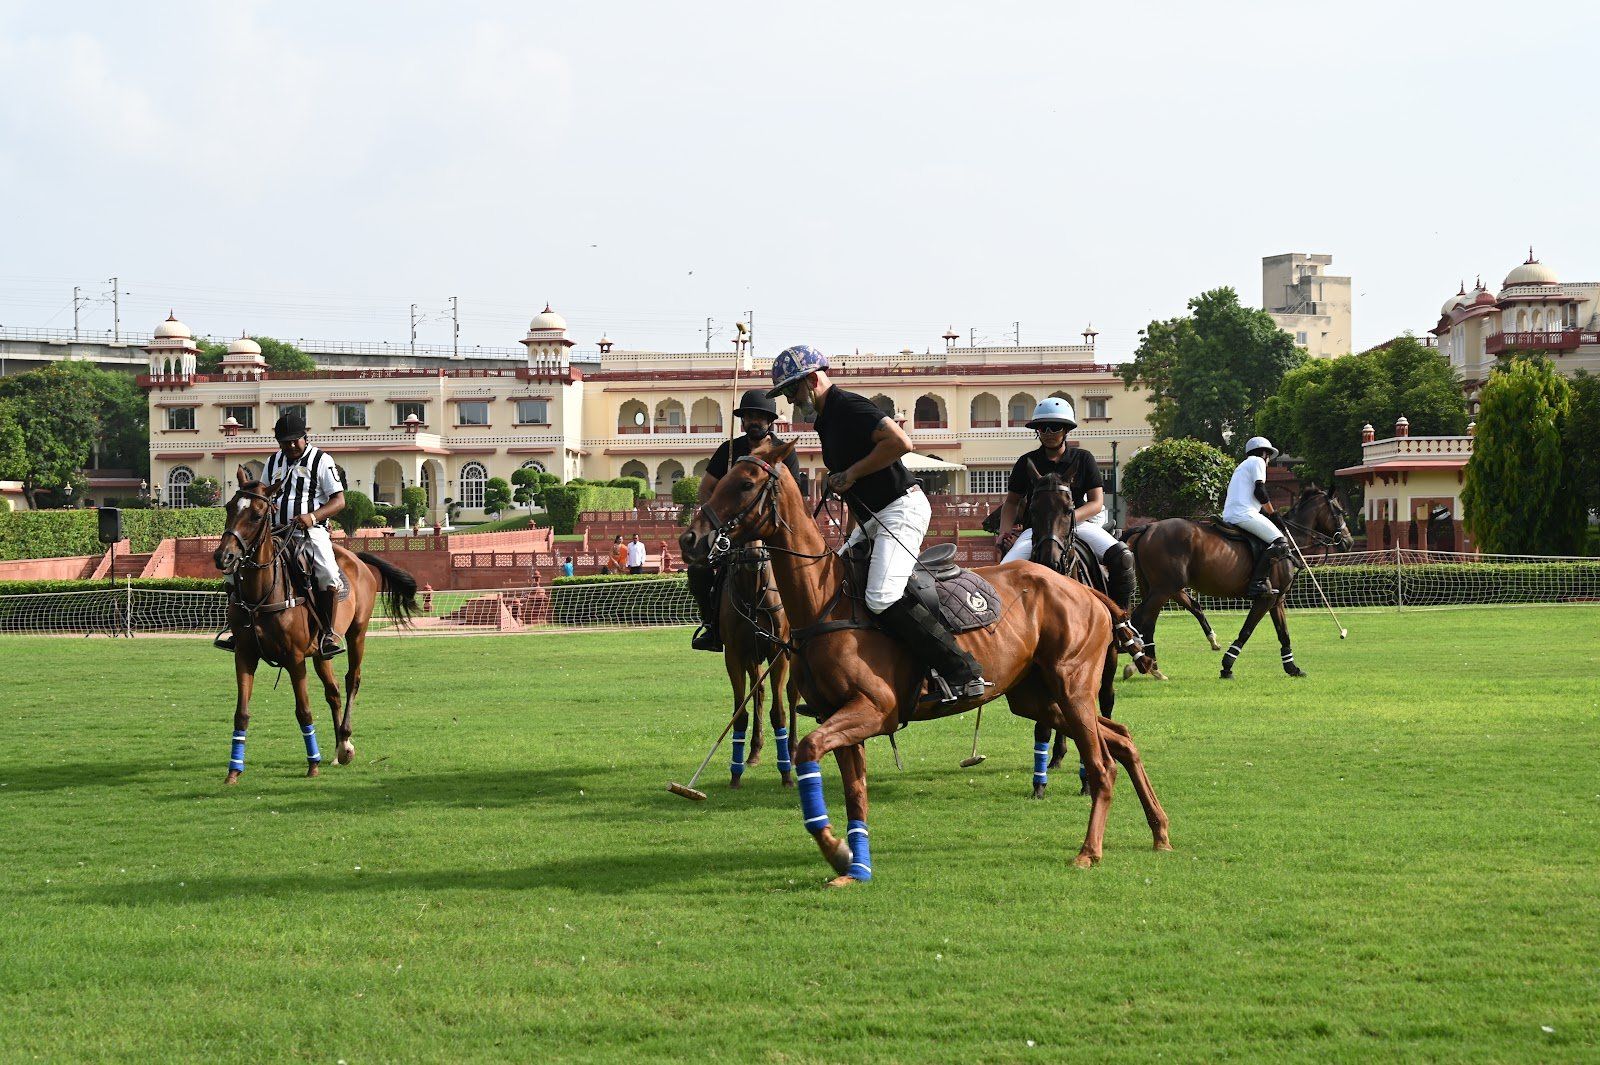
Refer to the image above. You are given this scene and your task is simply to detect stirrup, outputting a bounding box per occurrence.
[318,635,345,659]
[213,630,236,652]
[690,625,724,653]
[928,670,992,703]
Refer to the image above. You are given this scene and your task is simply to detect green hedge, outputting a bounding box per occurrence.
[541,485,634,534]
[0,576,225,596]
[0,508,227,560]
[1176,559,1600,611]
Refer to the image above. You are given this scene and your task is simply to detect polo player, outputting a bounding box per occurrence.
[1223,435,1290,598]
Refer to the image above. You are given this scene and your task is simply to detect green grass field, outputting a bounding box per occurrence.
[2,608,1596,1063]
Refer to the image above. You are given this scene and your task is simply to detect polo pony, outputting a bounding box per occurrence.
[717,544,799,788]
[1124,485,1352,679]
[214,467,419,783]
[683,439,1170,886]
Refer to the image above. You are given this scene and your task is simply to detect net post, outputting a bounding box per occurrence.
[1395,545,1403,612]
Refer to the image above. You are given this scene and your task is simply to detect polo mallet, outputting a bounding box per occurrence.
[667,657,778,801]
[959,706,987,768]
[1281,525,1348,640]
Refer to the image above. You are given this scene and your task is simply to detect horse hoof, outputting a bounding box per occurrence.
[1152,669,1169,681]
[224,771,241,786]
[1122,663,1135,681]
[826,875,866,889]
[780,775,794,788]
[746,753,761,768]
[824,838,853,876]
[1154,840,1174,852]
[1286,668,1307,678]
[1072,853,1099,869]
[1030,784,1047,800]
[337,742,354,766]
[306,763,320,778]
[729,776,743,789]
[1219,671,1233,680]
[1209,638,1222,651]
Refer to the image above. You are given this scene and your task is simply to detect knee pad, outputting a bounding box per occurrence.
[1105,542,1135,575]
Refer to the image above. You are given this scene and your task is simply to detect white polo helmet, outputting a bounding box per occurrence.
[1244,435,1278,458]
[1026,396,1077,431]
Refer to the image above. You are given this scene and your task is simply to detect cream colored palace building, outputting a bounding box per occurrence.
[140,308,1156,522]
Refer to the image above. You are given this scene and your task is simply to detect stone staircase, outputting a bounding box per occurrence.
[110,552,152,578]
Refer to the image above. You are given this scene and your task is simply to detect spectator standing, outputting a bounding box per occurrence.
[611,534,628,574]
[561,556,575,578]
[627,534,647,574]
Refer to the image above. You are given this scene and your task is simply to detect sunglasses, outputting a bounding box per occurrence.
[1035,426,1068,436]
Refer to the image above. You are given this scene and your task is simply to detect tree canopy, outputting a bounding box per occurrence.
[1256,334,1467,484]
[196,337,317,374]
[1118,287,1304,453]
[1120,438,1234,519]
[1563,370,1600,521]
[1461,357,1586,555]
[0,362,149,508]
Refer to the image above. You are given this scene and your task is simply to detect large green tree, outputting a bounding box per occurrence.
[0,364,113,508]
[1566,370,1600,522]
[1256,334,1467,484]
[1462,357,1586,555]
[1118,287,1304,453]
[196,337,317,374]
[0,398,27,484]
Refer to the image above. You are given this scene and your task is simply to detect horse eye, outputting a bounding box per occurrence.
[737,480,755,493]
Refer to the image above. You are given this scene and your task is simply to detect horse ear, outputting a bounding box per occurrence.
[1025,458,1041,480]
[236,464,249,488]
[764,436,796,468]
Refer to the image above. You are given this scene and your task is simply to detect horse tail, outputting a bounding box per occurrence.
[1085,585,1155,676]
[357,552,420,628]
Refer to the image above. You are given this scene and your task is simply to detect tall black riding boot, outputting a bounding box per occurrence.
[214,585,237,651]
[686,562,723,652]
[1104,542,1137,614]
[875,595,991,702]
[1246,538,1288,598]
[315,587,344,658]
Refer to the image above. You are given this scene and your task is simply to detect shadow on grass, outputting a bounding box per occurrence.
[0,760,167,794]
[48,845,804,904]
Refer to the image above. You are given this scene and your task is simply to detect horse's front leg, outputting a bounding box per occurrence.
[833,742,872,886]
[311,655,344,768]
[769,653,794,787]
[1220,598,1274,679]
[287,657,320,778]
[1177,589,1221,651]
[746,663,766,769]
[224,648,259,785]
[1269,595,1306,677]
[725,653,748,788]
[792,696,889,885]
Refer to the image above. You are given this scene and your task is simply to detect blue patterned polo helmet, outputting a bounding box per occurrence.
[767,344,830,398]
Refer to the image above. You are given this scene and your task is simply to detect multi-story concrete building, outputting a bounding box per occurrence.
[1430,249,1600,403]
[1264,252,1352,359]
[139,308,1156,523]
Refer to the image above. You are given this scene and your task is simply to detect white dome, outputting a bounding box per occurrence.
[1504,253,1559,288]
[226,335,262,356]
[528,303,567,333]
[153,311,192,339]
[1440,285,1469,316]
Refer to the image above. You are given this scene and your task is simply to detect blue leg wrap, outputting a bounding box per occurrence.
[795,760,830,835]
[229,730,247,773]
[1033,740,1050,787]
[730,729,746,780]
[847,819,873,880]
[302,722,321,763]
[775,727,792,775]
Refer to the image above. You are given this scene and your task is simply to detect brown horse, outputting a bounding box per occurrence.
[214,467,419,783]
[1125,486,1352,680]
[683,440,1169,884]
[719,544,799,788]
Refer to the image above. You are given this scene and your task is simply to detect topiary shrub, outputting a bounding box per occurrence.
[607,476,655,504]
[401,486,428,529]
[186,477,222,508]
[541,485,634,534]
[1121,438,1234,520]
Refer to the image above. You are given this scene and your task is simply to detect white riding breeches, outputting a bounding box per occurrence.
[1001,513,1118,565]
[840,486,931,613]
[1223,509,1281,547]
[306,526,343,590]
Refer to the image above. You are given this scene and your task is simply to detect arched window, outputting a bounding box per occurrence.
[519,459,546,474]
[458,462,488,509]
[618,399,649,433]
[1007,392,1036,426]
[692,458,711,478]
[655,459,685,495]
[1516,309,1528,331]
[619,459,649,481]
[913,394,947,428]
[970,392,1001,428]
[869,393,895,416]
[167,466,194,508]
[654,399,686,433]
[690,397,723,434]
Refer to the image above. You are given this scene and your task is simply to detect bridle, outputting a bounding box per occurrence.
[700,455,835,567]
[1279,489,1353,551]
[218,489,276,576]
[1028,476,1077,575]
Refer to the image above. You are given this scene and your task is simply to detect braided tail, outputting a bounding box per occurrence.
[1087,586,1156,676]
[356,552,420,628]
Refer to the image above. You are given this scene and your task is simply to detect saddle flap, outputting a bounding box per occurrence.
[931,569,1002,634]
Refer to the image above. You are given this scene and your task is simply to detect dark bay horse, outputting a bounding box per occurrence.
[1125,486,1352,680]
[684,439,1169,885]
[215,468,419,783]
[718,544,799,788]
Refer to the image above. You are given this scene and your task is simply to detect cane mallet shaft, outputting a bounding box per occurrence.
[1282,526,1348,640]
[959,705,987,768]
[668,658,778,801]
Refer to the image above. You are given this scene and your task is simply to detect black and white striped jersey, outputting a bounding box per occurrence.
[263,444,344,528]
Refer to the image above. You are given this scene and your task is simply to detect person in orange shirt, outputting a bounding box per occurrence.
[610,534,628,574]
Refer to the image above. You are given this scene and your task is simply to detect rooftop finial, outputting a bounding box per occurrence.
[1527,245,1537,264]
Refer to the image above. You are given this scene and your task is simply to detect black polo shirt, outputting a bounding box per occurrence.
[813,386,915,520]
[1007,446,1103,506]
[706,430,802,481]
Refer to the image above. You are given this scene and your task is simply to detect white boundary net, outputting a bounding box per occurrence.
[0,551,1597,637]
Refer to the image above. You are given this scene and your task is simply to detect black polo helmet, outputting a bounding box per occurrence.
[273,410,307,441]
[733,389,779,420]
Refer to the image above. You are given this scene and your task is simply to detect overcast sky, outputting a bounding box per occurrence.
[3,0,1597,360]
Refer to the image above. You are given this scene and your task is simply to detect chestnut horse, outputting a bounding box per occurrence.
[683,439,1170,885]
[214,468,419,783]
[718,544,799,788]
[1125,486,1352,680]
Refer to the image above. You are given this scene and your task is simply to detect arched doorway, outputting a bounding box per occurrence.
[690,397,722,434]
[619,460,649,481]
[655,459,685,495]
[1007,392,1036,426]
[970,392,1000,428]
[913,393,947,428]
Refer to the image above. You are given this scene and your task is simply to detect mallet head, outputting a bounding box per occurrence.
[958,755,987,768]
[667,782,707,801]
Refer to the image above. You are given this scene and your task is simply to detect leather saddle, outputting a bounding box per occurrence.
[844,541,1002,635]
[276,528,348,602]
[1201,517,1271,562]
